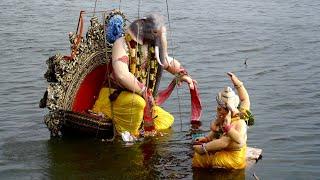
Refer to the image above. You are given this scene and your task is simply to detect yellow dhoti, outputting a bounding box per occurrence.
[92,87,174,136]
[192,145,247,169]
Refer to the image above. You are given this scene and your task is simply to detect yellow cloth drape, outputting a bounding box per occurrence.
[192,108,251,169]
[192,145,247,169]
[92,87,174,136]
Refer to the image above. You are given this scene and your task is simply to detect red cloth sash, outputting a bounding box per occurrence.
[64,11,85,60]
[143,77,202,131]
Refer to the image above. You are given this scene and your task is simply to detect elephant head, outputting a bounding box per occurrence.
[127,14,170,67]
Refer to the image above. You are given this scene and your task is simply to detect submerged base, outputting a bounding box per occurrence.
[246,147,263,168]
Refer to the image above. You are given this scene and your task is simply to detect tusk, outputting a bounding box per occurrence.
[155,46,164,66]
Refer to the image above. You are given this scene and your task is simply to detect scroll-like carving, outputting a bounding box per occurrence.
[41,10,126,137]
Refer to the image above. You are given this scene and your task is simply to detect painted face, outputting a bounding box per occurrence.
[216,105,229,121]
[143,26,164,45]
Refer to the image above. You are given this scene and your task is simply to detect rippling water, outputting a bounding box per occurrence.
[1,0,320,179]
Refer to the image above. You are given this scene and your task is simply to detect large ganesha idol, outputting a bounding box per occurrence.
[39,10,202,139]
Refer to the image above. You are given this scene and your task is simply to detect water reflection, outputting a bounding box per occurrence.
[46,130,174,179]
[193,168,245,180]
[45,128,254,179]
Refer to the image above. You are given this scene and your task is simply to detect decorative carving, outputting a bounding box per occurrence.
[43,16,109,111]
[44,110,65,137]
[41,10,127,136]
[62,51,110,110]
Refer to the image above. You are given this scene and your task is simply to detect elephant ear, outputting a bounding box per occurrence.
[128,14,165,45]
[127,18,147,44]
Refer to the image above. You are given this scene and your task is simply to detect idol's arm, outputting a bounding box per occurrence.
[112,38,145,95]
[165,57,195,90]
[228,72,250,110]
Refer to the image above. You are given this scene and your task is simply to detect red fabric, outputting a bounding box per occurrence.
[143,89,155,131]
[176,68,202,124]
[190,80,202,124]
[64,11,85,60]
[72,65,107,113]
[155,79,177,105]
[71,11,84,59]
[155,78,202,125]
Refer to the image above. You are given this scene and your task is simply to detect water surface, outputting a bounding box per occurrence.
[1,0,320,179]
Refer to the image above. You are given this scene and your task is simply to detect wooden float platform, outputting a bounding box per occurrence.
[246,147,262,168]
